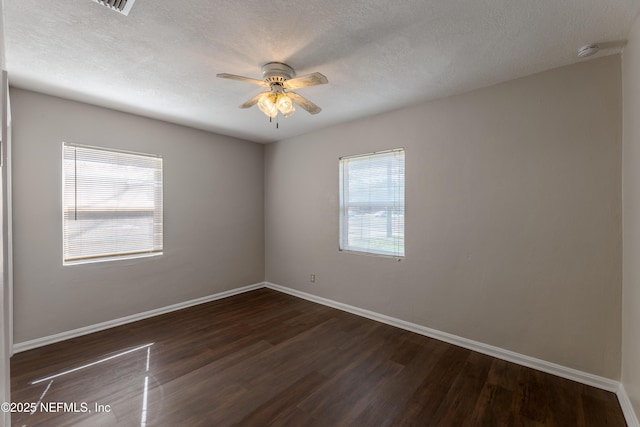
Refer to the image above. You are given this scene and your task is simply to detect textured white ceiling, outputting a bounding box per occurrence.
[3,0,640,143]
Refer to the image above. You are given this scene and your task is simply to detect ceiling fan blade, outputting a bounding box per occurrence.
[283,72,328,89]
[216,73,269,87]
[287,92,322,115]
[239,91,270,109]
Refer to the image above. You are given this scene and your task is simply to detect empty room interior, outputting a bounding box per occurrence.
[1,0,640,425]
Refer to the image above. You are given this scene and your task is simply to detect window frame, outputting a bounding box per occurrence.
[62,142,164,265]
[339,148,405,258]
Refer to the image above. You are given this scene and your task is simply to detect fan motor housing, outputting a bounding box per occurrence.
[262,62,295,82]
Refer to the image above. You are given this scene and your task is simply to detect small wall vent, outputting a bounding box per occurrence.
[92,0,136,16]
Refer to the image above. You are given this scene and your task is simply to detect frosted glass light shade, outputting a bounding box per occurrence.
[277,94,295,117]
[257,93,278,118]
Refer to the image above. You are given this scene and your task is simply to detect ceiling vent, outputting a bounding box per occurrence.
[92,0,136,16]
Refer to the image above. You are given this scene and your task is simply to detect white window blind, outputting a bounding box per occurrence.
[63,143,163,264]
[339,148,405,257]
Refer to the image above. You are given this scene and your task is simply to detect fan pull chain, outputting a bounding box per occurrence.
[268,114,280,129]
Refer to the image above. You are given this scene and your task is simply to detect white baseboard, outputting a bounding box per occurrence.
[618,384,640,427]
[264,282,620,392]
[12,282,264,353]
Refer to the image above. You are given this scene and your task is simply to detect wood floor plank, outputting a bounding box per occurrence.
[430,351,494,426]
[233,371,328,426]
[10,288,627,426]
[469,382,515,426]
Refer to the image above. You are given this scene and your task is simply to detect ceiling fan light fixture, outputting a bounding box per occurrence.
[257,93,278,118]
[277,94,295,117]
[218,62,327,123]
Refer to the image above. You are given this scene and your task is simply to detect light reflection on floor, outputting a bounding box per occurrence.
[15,343,159,426]
[140,346,151,427]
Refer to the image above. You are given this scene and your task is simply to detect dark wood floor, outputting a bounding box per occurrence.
[11,288,626,426]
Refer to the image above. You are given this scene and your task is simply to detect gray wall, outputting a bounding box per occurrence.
[11,88,265,343]
[622,12,640,419]
[265,56,622,379]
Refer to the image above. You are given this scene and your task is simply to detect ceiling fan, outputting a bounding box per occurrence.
[217,62,328,122]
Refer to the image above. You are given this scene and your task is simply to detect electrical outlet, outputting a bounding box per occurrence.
[310,274,316,283]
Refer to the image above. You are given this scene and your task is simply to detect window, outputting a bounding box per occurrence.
[339,148,405,257]
[63,143,163,264]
